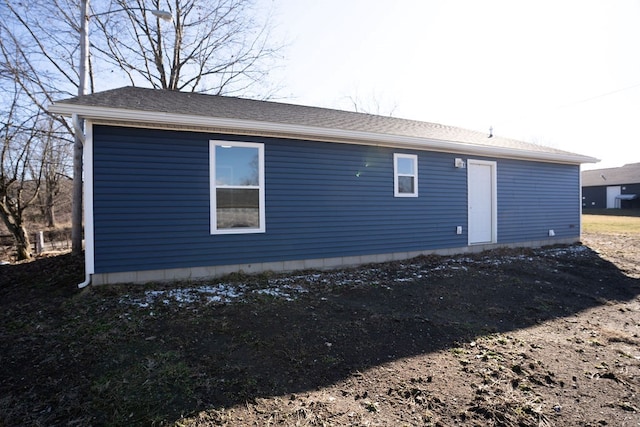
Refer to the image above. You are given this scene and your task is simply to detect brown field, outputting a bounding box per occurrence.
[0,212,638,426]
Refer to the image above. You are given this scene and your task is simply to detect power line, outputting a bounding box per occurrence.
[491,81,640,135]
[556,82,640,110]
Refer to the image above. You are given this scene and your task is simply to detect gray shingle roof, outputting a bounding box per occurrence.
[50,86,595,162]
[582,163,640,186]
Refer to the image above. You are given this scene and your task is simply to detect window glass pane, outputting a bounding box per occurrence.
[398,176,415,194]
[216,146,259,186]
[210,141,264,234]
[216,188,260,229]
[397,157,415,175]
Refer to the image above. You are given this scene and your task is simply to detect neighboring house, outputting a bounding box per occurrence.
[582,163,640,209]
[49,87,597,286]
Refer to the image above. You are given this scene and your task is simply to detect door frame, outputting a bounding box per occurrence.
[606,186,621,209]
[467,159,497,245]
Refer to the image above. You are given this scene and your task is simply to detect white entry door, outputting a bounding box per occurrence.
[606,186,621,209]
[468,160,497,244]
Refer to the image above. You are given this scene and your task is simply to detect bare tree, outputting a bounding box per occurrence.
[1,0,282,257]
[36,129,72,228]
[1,0,279,97]
[345,90,398,117]
[90,0,279,94]
[0,87,49,260]
[0,2,76,255]
[0,1,80,109]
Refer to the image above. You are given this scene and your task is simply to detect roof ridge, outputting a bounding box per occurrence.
[51,86,598,164]
[80,87,512,137]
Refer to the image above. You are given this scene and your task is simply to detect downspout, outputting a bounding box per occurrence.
[73,113,86,145]
[73,113,91,289]
[75,0,90,288]
[78,271,91,289]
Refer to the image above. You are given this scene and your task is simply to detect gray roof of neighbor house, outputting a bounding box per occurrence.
[582,163,640,187]
[49,86,598,164]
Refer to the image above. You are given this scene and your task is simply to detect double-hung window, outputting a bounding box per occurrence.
[394,153,418,197]
[210,141,265,234]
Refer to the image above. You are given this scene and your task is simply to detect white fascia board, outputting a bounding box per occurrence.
[48,103,600,165]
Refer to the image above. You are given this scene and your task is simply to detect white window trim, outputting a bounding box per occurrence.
[394,153,418,197]
[210,140,265,234]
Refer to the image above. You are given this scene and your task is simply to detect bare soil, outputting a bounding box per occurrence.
[0,230,638,426]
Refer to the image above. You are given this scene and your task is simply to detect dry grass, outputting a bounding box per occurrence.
[582,211,640,234]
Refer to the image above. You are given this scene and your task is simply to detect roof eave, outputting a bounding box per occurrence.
[48,102,599,165]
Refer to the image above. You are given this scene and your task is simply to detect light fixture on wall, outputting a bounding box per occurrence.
[454,158,466,168]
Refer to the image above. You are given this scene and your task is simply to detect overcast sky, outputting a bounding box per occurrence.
[262,0,640,170]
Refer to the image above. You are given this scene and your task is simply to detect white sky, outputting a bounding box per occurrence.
[261,0,640,170]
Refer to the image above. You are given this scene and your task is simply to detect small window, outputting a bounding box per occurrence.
[210,141,265,234]
[394,153,418,197]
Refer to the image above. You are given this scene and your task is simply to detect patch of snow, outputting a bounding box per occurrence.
[120,283,246,308]
[118,244,589,309]
[544,245,590,257]
[120,281,313,309]
[253,285,307,301]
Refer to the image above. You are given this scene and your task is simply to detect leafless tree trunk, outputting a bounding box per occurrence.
[45,190,56,228]
[0,206,32,260]
[36,130,72,228]
[0,87,49,260]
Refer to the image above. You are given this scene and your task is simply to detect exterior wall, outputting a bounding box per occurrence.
[582,186,606,209]
[622,184,640,209]
[498,160,581,241]
[92,125,581,279]
[582,184,640,209]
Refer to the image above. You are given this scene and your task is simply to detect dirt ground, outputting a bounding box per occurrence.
[0,230,639,426]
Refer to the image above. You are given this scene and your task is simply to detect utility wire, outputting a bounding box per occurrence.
[491,81,640,135]
[556,82,640,110]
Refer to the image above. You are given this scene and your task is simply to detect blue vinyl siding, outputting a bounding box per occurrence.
[497,160,581,241]
[92,125,580,274]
